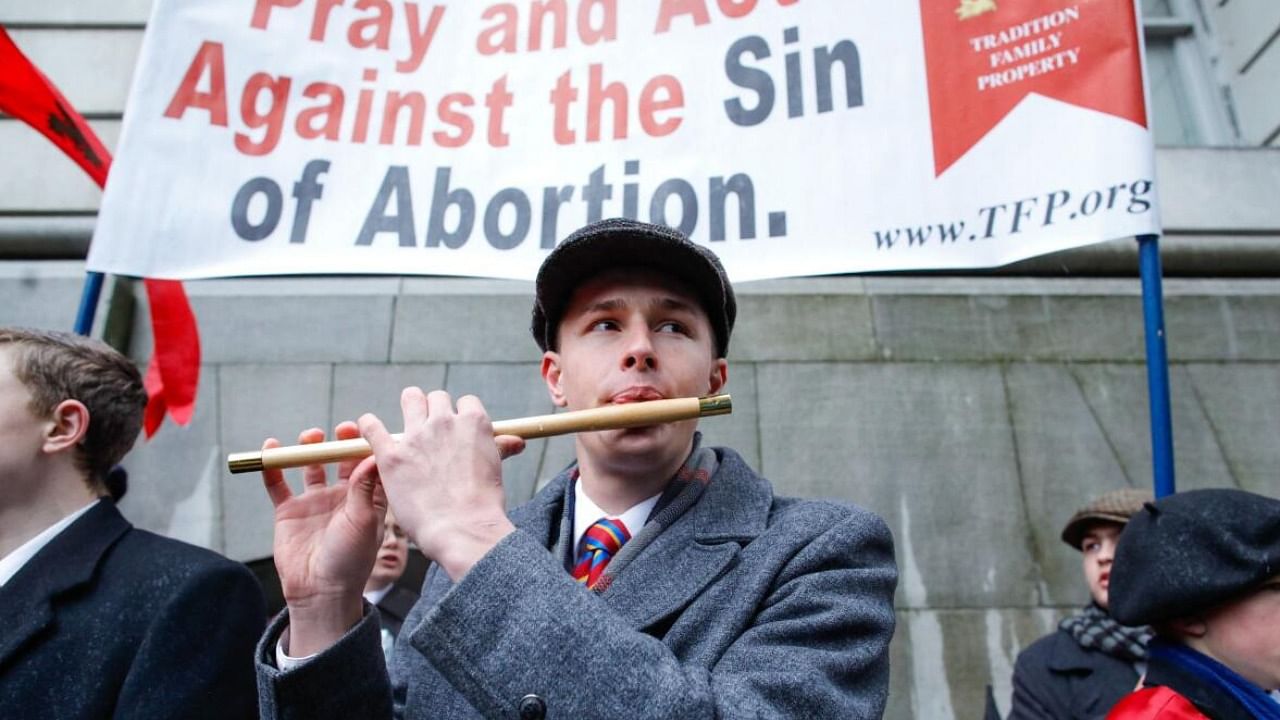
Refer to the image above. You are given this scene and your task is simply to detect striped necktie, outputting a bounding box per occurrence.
[573,517,631,590]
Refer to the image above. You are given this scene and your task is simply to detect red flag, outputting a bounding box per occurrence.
[0,26,200,437]
[920,0,1148,176]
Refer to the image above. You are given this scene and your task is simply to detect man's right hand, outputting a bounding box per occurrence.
[262,421,386,656]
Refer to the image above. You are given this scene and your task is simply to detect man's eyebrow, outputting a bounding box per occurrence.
[651,296,698,313]
[582,298,628,314]
[580,296,698,314]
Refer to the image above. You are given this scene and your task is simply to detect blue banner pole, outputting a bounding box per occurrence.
[73,271,105,336]
[1137,234,1175,498]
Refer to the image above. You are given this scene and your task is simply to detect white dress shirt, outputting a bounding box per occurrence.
[0,499,100,588]
[572,480,660,557]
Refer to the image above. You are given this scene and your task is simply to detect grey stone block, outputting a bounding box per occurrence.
[1185,363,1280,494]
[1070,364,1238,491]
[730,293,877,362]
[119,364,222,552]
[756,362,1037,609]
[888,608,1067,720]
[1156,148,1280,233]
[869,291,1145,362]
[4,29,140,114]
[136,278,398,364]
[331,363,447,428]
[0,120,118,212]
[1165,291,1280,361]
[1003,363,1136,606]
[217,364,333,562]
[0,261,95,330]
[0,0,153,24]
[393,279,541,363]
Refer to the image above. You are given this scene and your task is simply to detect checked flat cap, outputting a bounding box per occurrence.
[531,218,736,357]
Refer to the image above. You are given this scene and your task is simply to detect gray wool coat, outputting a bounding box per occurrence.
[256,446,898,719]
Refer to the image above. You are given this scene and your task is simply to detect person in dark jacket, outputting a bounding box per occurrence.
[1009,488,1155,719]
[363,509,420,660]
[1106,489,1280,720]
[0,327,267,720]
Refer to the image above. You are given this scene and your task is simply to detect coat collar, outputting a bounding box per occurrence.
[511,447,773,630]
[0,500,129,667]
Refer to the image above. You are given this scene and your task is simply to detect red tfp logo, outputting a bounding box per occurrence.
[920,0,1148,176]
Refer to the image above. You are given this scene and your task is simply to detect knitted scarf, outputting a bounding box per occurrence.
[555,433,719,594]
[1150,641,1280,720]
[1059,602,1154,662]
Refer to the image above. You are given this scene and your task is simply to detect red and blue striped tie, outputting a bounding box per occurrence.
[573,517,631,590]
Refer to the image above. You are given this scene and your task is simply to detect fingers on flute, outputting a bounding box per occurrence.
[495,435,526,460]
[298,428,328,490]
[358,412,394,457]
[400,386,427,427]
[332,421,361,482]
[347,455,384,515]
[261,437,293,507]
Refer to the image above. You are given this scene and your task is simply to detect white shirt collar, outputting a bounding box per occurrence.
[0,499,101,588]
[363,583,392,607]
[572,480,661,555]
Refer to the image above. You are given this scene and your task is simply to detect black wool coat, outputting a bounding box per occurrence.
[0,501,267,720]
[1008,627,1140,720]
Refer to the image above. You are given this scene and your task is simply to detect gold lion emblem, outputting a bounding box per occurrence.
[956,0,997,20]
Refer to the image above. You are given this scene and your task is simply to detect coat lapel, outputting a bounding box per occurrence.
[0,500,128,667]
[599,449,773,631]
[510,474,569,553]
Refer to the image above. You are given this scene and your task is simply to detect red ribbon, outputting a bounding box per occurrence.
[0,26,200,437]
[919,0,1148,176]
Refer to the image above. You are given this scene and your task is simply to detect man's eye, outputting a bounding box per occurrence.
[591,320,618,332]
[657,321,686,334]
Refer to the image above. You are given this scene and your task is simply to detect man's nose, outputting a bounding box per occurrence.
[622,327,657,370]
[1098,541,1115,563]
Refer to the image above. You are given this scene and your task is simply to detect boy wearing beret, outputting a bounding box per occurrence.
[255,219,899,719]
[1009,488,1155,719]
[1106,488,1280,720]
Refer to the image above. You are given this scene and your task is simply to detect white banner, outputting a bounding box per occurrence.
[89,0,1161,282]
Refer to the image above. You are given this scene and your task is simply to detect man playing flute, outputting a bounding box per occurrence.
[255,218,899,718]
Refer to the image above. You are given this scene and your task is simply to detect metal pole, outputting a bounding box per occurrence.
[1137,234,1175,497]
[73,271,105,335]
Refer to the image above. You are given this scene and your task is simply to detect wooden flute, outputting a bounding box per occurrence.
[227,394,732,474]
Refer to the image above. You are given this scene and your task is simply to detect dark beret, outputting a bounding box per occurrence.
[1109,488,1280,626]
[531,218,736,358]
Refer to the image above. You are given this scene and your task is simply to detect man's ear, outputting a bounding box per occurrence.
[43,399,90,455]
[707,358,728,395]
[541,351,568,408]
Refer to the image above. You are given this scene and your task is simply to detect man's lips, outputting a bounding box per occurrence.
[609,387,665,404]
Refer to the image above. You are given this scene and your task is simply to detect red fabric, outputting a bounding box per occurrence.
[141,280,201,437]
[0,27,200,436]
[0,28,110,186]
[919,0,1148,176]
[1107,687,1209,720]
